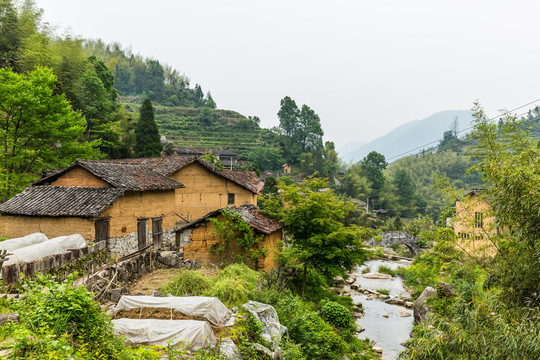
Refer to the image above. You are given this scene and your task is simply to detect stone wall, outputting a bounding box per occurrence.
[107,228,176,257]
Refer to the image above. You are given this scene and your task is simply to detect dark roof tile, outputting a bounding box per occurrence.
[176,205,283,234]
[0,186,124,217]
[34,159,184,191]
[108,156,263,193]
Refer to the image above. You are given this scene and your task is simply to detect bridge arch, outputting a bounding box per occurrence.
[367,231,421,257]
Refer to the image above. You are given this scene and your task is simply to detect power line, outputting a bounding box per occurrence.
[385,98,540,162]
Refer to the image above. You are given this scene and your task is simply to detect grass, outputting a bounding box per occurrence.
[378,265,396,276]
[376,289,390,295]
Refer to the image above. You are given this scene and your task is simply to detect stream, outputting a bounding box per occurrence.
[348,259,414,360]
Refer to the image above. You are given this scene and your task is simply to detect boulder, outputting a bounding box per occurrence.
[437,282,456,298]
[413,286,436,323]
[360,273,393,280]
[0,313,19,325]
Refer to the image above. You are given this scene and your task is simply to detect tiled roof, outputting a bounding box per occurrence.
[34,159,184,192]
[218,169,264,194]
[176,205,283,234]
[0,186,124,217]
[109,156,263,194]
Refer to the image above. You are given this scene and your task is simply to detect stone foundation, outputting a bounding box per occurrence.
[107,228,177,257]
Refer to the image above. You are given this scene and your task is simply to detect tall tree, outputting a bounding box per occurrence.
[134,98,162,158]
[277,96,299,138]
[296,104,324,152]
[361,151,387,197]
[275,177,368,295]
[0,0,22,71]
[0,66,98,201]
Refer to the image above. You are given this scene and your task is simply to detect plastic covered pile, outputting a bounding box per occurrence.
[113,295,233,326]
[112,318,216,349]
[2,234,86,267]
[0,233,48,252]
[242,301,286,352]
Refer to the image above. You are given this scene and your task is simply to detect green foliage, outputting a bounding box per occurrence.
[377,265,396,276]
[275,177,367,289]
[361,151,387,196]
[134,98,162,157]
[320,300,353,330]
[209,208,266,266]
[203,263,260,307]
[376,289,390,295]
[159,270,212,296]
[200,151,224,170]
[0,66,99,201]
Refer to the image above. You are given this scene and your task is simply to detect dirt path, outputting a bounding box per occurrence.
[129,268,182,295]
[129,268,220,295]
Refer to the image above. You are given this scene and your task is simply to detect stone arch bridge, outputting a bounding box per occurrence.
[366,231,421,257]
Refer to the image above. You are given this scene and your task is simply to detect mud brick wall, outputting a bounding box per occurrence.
[51,167,110,187]
[172,163,258,222]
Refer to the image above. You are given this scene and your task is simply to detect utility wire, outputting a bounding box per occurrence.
[385,98,540,162]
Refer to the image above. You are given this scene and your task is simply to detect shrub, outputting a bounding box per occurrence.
[320,300,353,329]
[16,274,124,358]
[159,270,212,296]
[204,277,251,307]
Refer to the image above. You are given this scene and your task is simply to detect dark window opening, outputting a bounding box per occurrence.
[228,193,235,205]
[474,212,483,228]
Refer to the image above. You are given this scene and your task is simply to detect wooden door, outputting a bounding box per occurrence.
[95,219,109,244]
[137,219,147,250]
[152,217,163,249]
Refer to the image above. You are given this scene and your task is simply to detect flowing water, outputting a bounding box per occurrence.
[350,259,414,360]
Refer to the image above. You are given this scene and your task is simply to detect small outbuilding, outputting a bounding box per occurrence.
[175,205,283,272]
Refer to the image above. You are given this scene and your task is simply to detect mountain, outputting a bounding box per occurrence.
[341,110,474,163]
[339,141,366,155]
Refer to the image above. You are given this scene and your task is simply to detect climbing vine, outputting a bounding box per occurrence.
[209,208,267,265]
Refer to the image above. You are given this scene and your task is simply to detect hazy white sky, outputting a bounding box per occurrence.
[35,0,540,149]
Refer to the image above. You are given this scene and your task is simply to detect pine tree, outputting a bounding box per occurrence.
[134,98,162,157]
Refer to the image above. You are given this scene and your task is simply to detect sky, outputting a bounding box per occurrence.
[35,0,540,150]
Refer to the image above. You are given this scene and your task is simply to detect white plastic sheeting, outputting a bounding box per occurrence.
[242,301,285,350]
[0,233,48,252]
[112,318,216,349]
[113,295,233,326]
[2,234,86,267]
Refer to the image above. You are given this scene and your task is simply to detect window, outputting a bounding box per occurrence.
[227,193,235,205]
[152,217,163,249]
[474,212,483,228]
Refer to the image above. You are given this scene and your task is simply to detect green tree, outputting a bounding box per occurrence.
[469,103,540,307]
[277,96,299,138]
[295,104,324,152]
[276,177,367,295]
[361,151,388,197]
[0,66,98,201]
[133,98,162,158]
[143,59,164,100]
[0,0,22,71]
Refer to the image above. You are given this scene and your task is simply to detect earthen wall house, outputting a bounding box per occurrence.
[110,156,263,223]
[0,160,182,256]
[176,205,282,272]
[455,190,496,256]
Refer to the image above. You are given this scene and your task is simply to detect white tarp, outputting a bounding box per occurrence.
[0,233,48,252]
[113,295,232,326]
[242,301,284,350]
[112,318,216,349]
[2,234,86,267]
